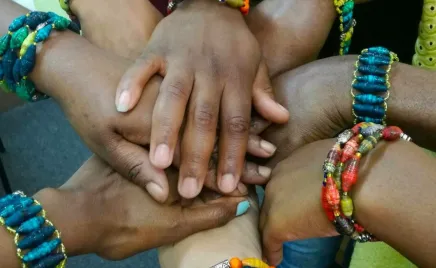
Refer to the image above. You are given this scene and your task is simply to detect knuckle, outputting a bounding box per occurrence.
[155,116,174,140]
[165,80,189,100]
[186,151,207,166]
[193,103,217,132]
[127,162,146,186]
[226,116,249,136]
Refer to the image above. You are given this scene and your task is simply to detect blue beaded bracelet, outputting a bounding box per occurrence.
[0,11,80,102]
[351,47,399,125]
[0,191,66,268]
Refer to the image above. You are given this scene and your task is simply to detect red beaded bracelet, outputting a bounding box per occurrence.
[321,122,411,242]
[167,0,250,15]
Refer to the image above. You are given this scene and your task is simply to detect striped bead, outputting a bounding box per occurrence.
[17,226,55,250]
[0,194,20,207]
[360,124,384,137]
[35,24,52,43]
[33,253,65,268]
[0,34,11,56]
[12,59,21,83]
[50,16,70,30]
[359,55,391,66]
[23,238,61,263]
[354,94,384,105]
[19,31,36,57]
[357,65,387,76]
[343,18,354,32]
[353,103,385,118]
[356,116,383,124]
[20,44,36,77]
[0,197,33,218]
[367,46,391,56]
[17,216,45,234]
[10,26,29,49]
[335,216,355,236]
[356,74,386,84]
[25,12,49,30]
[353,82,388,93]
[2,49,17,82]
[8,15,27,32]
[342,1,354,14]
[343,11,353,23]
[5,205,42,227]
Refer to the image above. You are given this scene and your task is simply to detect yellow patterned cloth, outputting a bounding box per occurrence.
[413,0,436,69]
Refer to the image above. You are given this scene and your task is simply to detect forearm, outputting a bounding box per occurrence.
[354,141,436,266]
[246,0,336,77]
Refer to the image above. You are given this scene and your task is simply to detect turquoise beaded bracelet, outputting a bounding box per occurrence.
[351,47,399,125]
[0,11,80,101]
[0,191,67,268]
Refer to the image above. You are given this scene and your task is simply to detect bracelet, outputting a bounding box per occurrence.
[0,191,66,267]
[58,0,81,30]
[0,12,80,101]
[412,0,436,69]
[351,47,399,125]
[333,0,356,55]
[211,257,274,268]
[168,0,250,15]
[322,122,411,242]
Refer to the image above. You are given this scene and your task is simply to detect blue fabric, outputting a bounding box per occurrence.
[278,236,343,268]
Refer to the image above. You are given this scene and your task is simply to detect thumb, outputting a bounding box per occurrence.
[252,60,289,124]
[181,198,251,236]
[116,53,166,113]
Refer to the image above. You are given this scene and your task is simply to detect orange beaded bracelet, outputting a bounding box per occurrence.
[211,257,275,268]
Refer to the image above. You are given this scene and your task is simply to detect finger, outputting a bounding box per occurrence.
[203,165,248,197]
[247,134,277,158]
[241,161,271,185]
[116,53,166,113]
[218,82,251,194]
[178,76,220,199]
[250,114,271,135]
[180,197,250,237]
[104,134,169,203]
[150,65,194,169]
[252,60,289,124]
[262,221,284,266]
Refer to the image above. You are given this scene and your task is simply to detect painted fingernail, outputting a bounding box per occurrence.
[258,166,272,178]
[236,200,250,216]
[237,182,248,195]
[117,91,130,112]
[220,174,237,193]
[180,177,199,198]
[260,140,277,155]
[154,144,171,168]
[146,182,164,201]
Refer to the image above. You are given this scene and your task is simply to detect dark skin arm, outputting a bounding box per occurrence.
[261,139,436,266]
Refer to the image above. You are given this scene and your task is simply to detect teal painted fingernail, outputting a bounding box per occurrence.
[236,200,250,216]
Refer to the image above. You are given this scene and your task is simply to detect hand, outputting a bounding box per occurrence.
[262,56,355,168]
[70,0,162,59]
[40,155,251,260]
[259,139,340,266]
[115,0,289,198]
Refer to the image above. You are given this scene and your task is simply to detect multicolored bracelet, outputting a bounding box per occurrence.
[351,47,399,125]
[0,191,66,268]
[333,0,355,55]
[211,257,274,268]
[322,122,411,242]
[0,12,80,101]
[58,0,81,30]
[168,0,250,15]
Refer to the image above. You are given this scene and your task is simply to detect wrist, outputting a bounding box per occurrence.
[33,188,103,256]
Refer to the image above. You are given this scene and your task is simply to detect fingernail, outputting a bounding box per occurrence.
[220,174,237,193]
[180,177,199,198]
[117,91,130,112]
[146,182,164,201]
[236,200,250,216]
[260,140,277,154]
[278,103,288,113]
[154,144,170,167]
[237,182,248,194]
[258,166,272,178]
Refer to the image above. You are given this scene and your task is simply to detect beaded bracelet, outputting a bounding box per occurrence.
[0,191,67,268]
[351,47,399,125]
[211,257,274,268]
[333,0,356,55]
[168,0,250,15]
[58,0,81,29]
[322,122,411,242]
[0,12,80,101]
